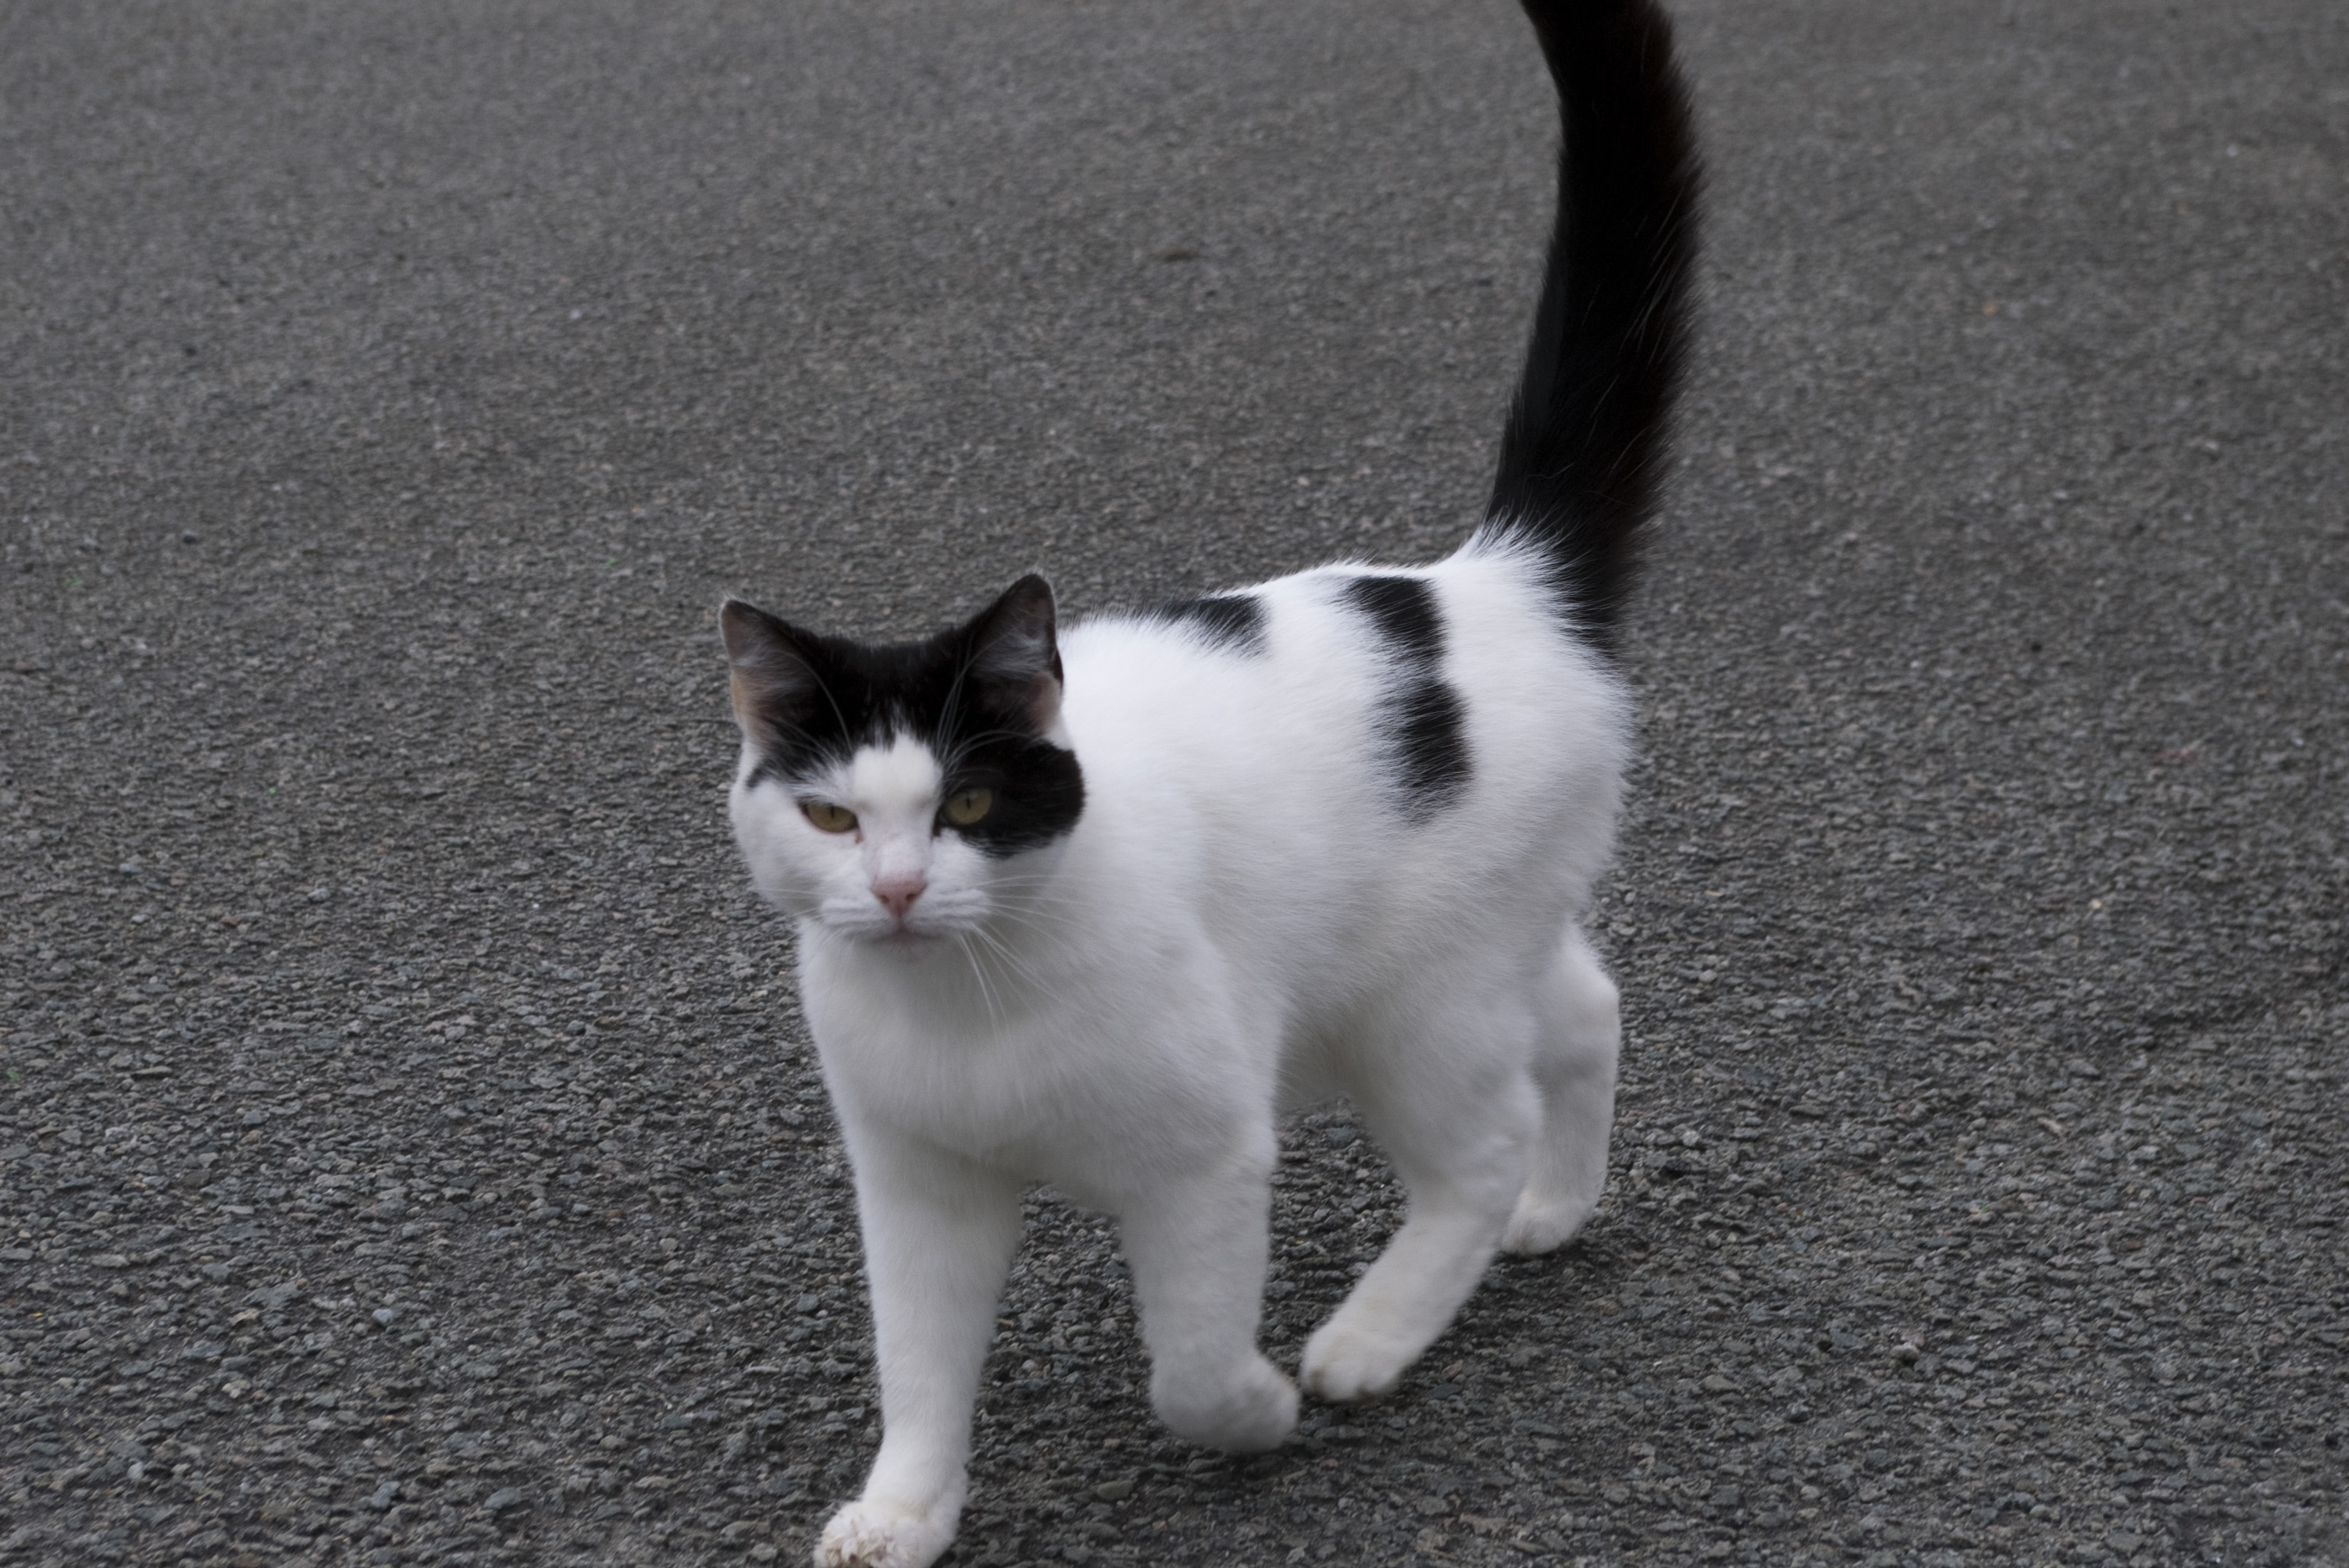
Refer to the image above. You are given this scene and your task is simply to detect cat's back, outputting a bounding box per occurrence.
[1055,542,1628,976]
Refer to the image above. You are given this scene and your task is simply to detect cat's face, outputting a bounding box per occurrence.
[720,576,1085,950]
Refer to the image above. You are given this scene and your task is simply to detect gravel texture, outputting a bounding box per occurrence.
[3,2,2344,1566]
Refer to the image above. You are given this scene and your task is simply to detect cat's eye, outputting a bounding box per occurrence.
[800,800,857,834]
[942,788,993,827]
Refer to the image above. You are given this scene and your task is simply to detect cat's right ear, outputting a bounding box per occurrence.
[718,599,823,750]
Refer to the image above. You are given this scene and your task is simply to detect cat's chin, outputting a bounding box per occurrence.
[832,924,956,960]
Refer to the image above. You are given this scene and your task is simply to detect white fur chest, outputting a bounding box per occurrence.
[797,918,1264,1195]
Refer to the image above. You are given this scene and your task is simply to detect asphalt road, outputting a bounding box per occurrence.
[3,2,2344,1566]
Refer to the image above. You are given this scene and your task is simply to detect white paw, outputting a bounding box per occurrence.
[1299,1314,1418,1403]
[814,1498,957,1568]
[1153,1354,1299,1452]
[1499,1188,1599,1256]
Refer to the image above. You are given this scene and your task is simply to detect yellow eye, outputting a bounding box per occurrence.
[800,800,857,834]
[942,787,993,827]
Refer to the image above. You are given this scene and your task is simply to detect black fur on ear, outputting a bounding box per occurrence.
[718,598,829,750]
[961,574,1064,732]
[715,583,1085,850]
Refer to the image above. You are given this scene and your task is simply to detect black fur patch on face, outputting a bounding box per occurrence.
[1341,573,1471,821]
[1134,593,1267,654]
[720,577,1085,858]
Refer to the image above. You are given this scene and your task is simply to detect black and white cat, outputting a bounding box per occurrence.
[720,2,1697,1563]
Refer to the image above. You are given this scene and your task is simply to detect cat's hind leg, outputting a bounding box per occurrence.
[1501,926,1620,1256]
[1301,992,1541,1402]
[1118,1135,1299,1453]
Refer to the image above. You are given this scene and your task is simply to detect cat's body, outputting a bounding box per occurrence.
[720,4,1698,1565]
[802,548,1628,1144]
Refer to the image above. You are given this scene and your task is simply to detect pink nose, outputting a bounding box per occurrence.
[872,874,926,921]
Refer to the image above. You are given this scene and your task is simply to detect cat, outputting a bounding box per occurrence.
[718,2,1698,1563]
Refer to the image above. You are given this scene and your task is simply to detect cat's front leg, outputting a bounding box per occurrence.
[1118,1143,1299,1453]
[814,1131,1023,1568]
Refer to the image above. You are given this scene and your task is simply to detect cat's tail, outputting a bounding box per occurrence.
[1474,0,1701,654]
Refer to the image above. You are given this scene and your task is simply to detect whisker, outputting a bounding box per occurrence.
[953,932,1007,1032]
[964,921,1050,994]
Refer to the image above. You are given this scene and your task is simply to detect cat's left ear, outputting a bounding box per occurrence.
[967,573,1064,732]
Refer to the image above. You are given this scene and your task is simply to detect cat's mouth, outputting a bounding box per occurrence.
[821,912,958,954]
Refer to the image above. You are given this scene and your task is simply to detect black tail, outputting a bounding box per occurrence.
[1479,0,1700,654]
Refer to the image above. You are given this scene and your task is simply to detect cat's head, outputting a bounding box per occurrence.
[718,574,1085,950]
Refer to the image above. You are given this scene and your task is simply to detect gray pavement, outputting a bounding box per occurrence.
[2,1,2344,1565]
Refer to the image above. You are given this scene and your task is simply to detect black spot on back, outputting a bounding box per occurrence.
[1341,574,1471,821]
[1133,593,1267,654]
[1344,576,1443,662]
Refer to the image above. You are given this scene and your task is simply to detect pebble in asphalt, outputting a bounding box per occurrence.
[2,2,2344,1566]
